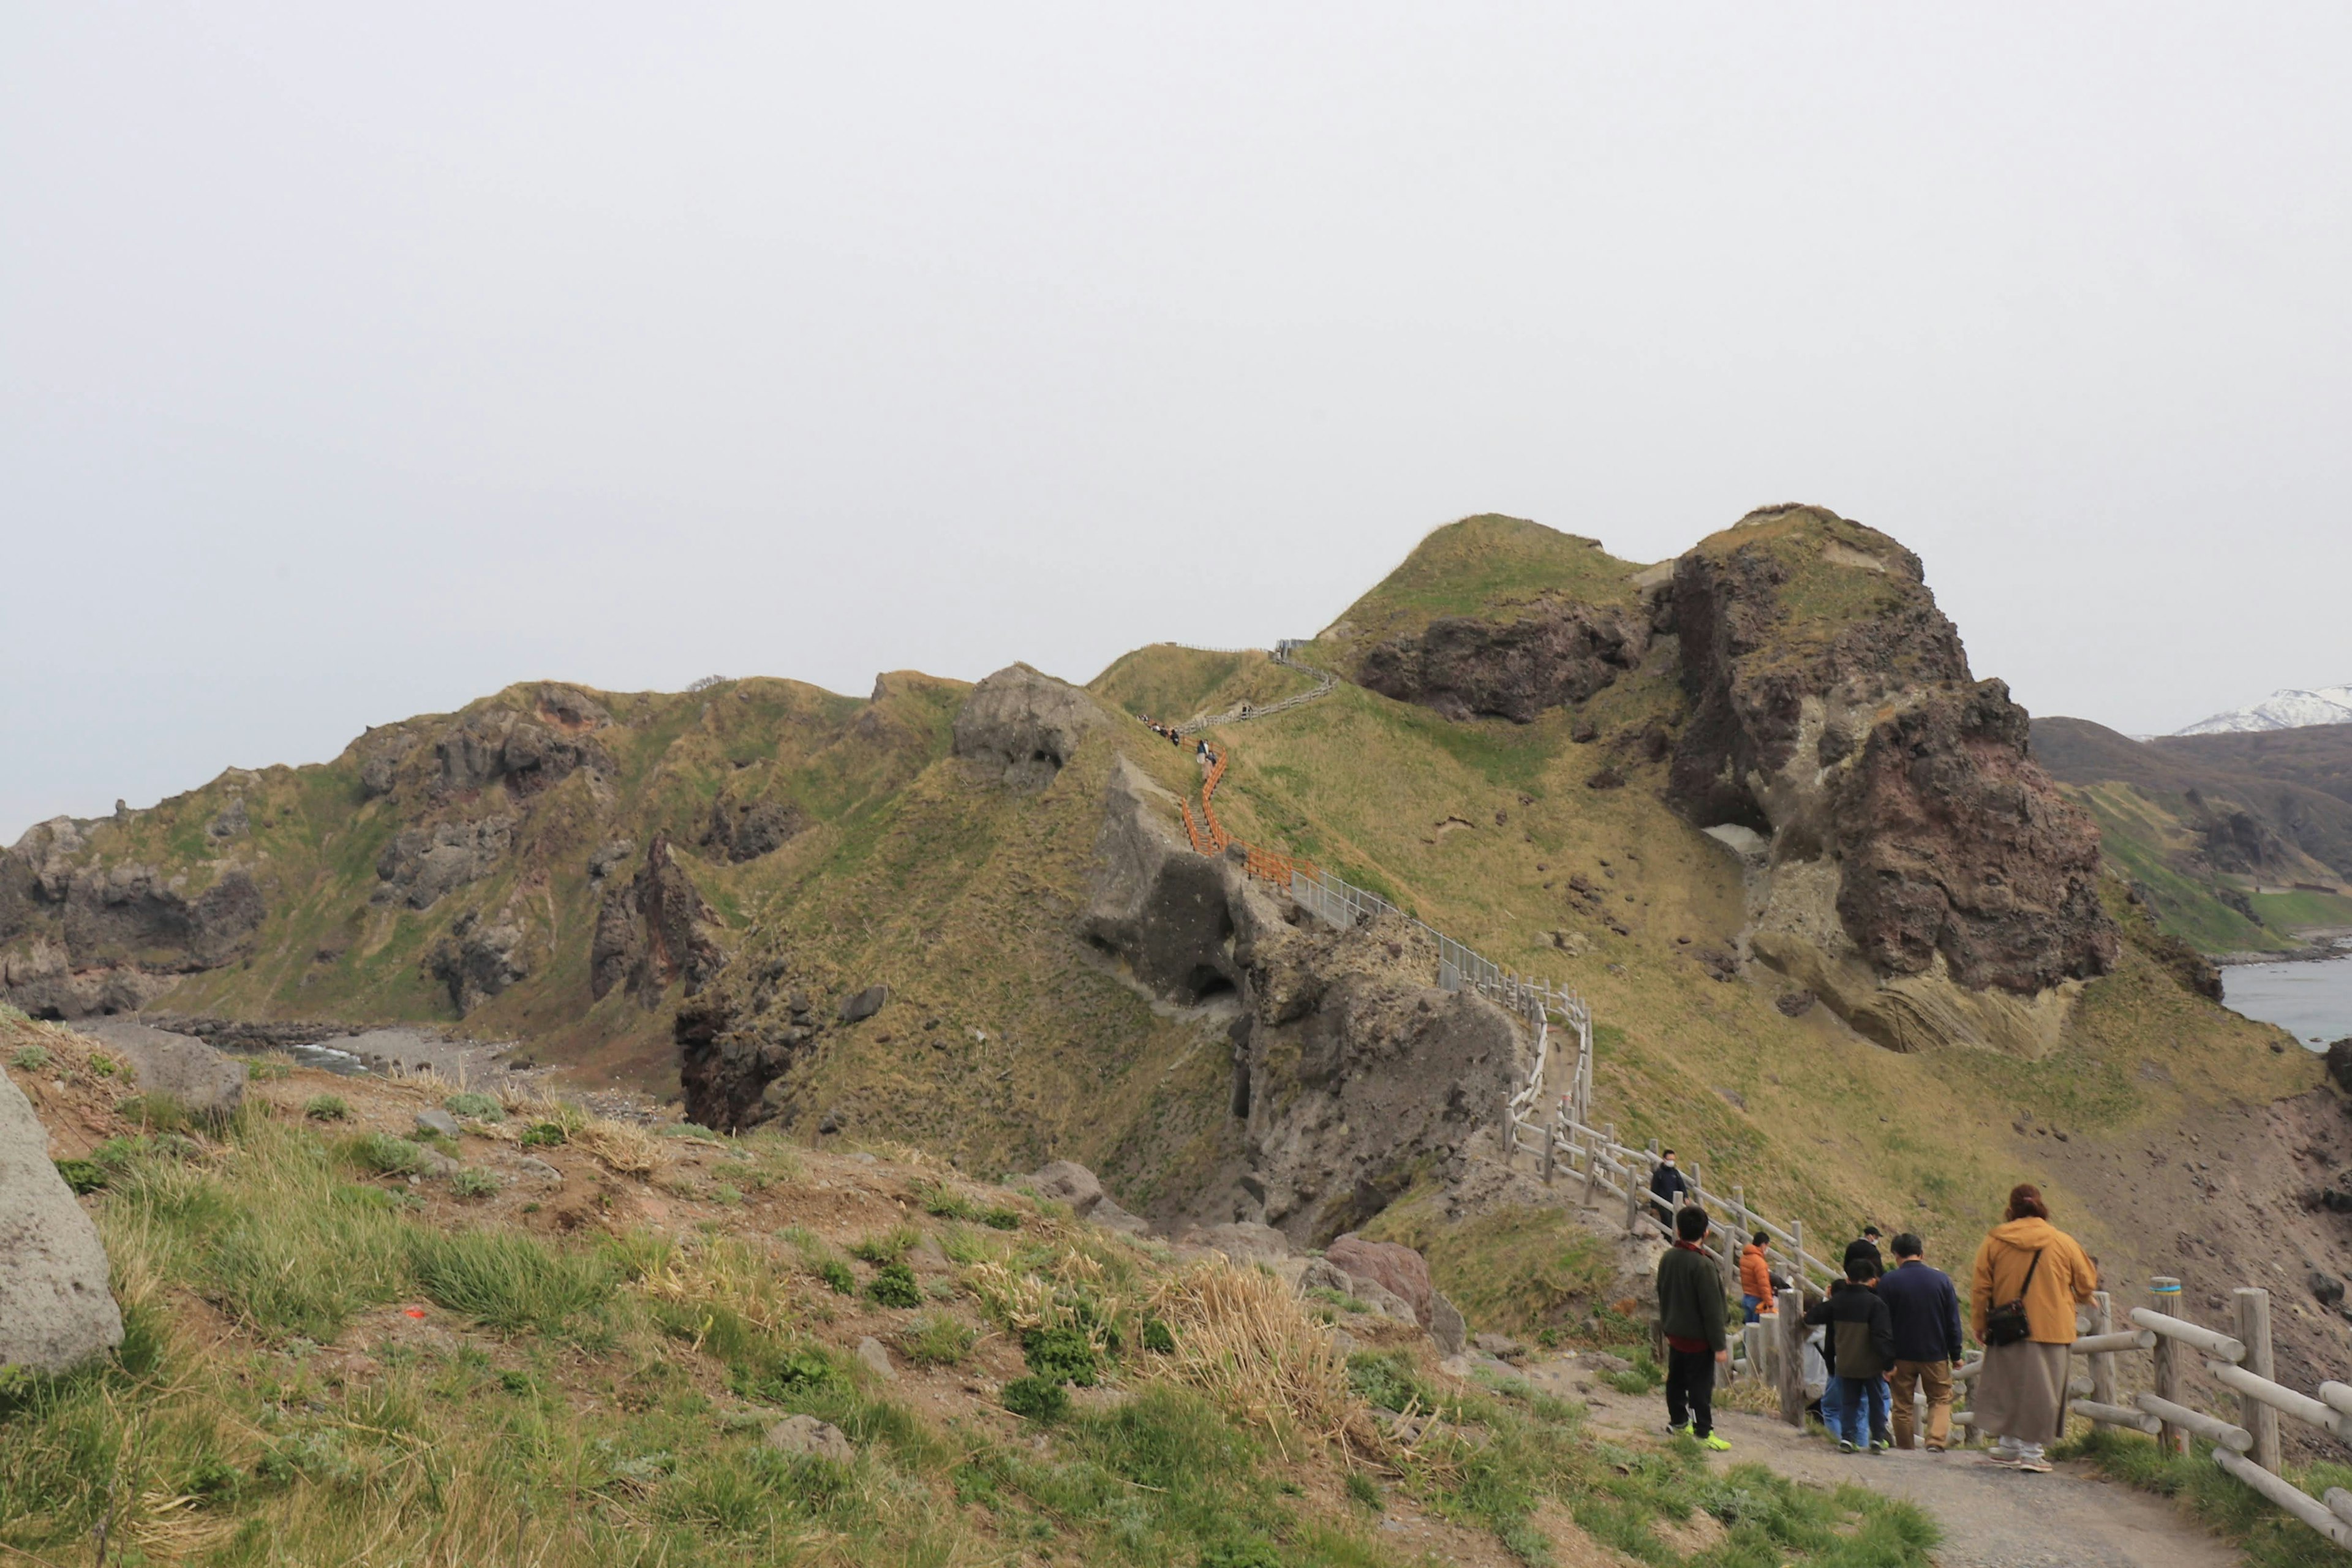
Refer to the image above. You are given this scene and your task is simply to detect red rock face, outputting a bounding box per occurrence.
[1830,682,2118,993]
[1354,601,1648,724]
[1665,507,2118,997]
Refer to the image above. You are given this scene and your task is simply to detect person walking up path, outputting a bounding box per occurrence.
[1969,1184,2098,1474]
[1877,1231,1964,1452]
[1656,1206,1733,1451]
[1738,1229,1775,1324]
[1804,1259,1896,1453]
[1649,1148,1690,1237]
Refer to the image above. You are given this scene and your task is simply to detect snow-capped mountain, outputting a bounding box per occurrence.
[2177,685,2352,736]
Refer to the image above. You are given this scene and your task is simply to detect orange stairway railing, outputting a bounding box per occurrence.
[1179,744,1316,888]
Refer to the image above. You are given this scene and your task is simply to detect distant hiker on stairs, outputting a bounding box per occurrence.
[1649,1148,1689,1237]
[1656,1205,1733,1452]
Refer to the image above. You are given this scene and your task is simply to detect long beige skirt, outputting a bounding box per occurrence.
[1973,1339,2071,1443]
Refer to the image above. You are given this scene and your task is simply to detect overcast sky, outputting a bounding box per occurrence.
[6,3,2348,842]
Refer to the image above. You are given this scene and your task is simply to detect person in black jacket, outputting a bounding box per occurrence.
[1654,1205,1732,1450]
[1803,1261,1896,1453]
[1649,1150,1691,1236]
[1877,1232,1965,1451]
[1843,1226,1883,1275]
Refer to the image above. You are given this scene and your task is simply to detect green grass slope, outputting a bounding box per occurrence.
[1315,514,1651,650]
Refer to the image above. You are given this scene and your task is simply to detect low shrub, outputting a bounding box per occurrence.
[519,1122,567,1149]
[12,1044,52,1071]
[816,1259,856,1296]
[239,1055,293,1082]
[1141,1316,1177,1354]
[1021,1325,1099,1386]
[443,1092,504,1121]
[1001,1376,1068,1421]
[53,1158,105,1194]
[867,1263,923,1310]
[850,1226,920,1264]
[451,1168,500,1200]
[304,1095,350,1122]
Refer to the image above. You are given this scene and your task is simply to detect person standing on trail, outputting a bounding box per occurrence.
[1656,1205,1733,1451]
[1844,1225,1883,1275]
[1738,1230,1775,1324]
[1649,1149,1690,1236]
[1803,1260,1896,1453]
[1877,1232,1964,1452]
[1969,1184,2097,1474]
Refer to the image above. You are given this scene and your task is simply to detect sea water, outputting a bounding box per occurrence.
[2222,953,2352,1050]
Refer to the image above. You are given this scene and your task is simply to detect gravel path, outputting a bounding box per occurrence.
[1526,1356,2237,1568]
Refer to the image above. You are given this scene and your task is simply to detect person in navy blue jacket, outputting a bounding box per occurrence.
[1875,1232,1966,1451]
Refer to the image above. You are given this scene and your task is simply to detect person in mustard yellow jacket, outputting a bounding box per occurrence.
[1968,1184,2098,1473]
[1738,1231,1776,1322]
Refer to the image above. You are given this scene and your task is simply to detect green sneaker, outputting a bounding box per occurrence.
[1700,1433,1732,1452]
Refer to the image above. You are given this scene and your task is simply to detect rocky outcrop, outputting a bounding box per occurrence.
[0,818,268,1017]
[428,911,529,1014]
[1234,916,1523,1243]
[674,992,814,1132]
[1082,759,1250,1003]
[372,815,516,909]
[0,1069,124,1374]
[75,1019,246,1120]
[435,687,612,798]
[1325,1234,1436,1327]
[1665,505,2117,1050]
[701,796,802,863]
[1354,601,1647,723]
[590,836,723,1006]
[952,665,1109,791]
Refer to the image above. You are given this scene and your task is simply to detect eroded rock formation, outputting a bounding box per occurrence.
[0,1068,124,1374]
[951,664,1109,791]
[1355,601,1648,723]
[1665,505,2117,1050]
[590,835,723,1006]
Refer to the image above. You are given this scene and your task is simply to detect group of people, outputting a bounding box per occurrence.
[1653,1153,2100,1474]
[1134,714,1215,761]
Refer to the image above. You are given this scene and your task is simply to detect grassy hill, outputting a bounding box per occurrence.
[2034,717,2352,952]
[5,510,2326,1357]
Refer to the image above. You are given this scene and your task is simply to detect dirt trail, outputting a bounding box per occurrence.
[1525,1356,2237,1568]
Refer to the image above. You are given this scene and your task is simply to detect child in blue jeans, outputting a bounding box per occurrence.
[1803,1262,1897,1453]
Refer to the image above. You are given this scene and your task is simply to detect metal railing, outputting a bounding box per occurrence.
[1173,643,1338,736]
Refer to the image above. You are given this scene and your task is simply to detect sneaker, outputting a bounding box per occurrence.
[1869,1440,1890,1453]
[2016,1456,2052,1474]
[1700,1433,1732,1452]
[1667,1422,1692,1438]
[1980,1452,2020,1468]
[1838,1439,1856,1454]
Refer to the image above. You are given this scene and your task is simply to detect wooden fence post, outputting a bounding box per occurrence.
[2089,1291,2116,1411]
[1624,1152,1645,1237]
[2236,1287,2282,1472]
[1776,1286,1805,1427]
[1539,1098,1558,1185]
[1585,1122,1610,1211]
[2150,1276,2187,1455]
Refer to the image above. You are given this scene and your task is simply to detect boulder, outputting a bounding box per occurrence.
[516,1155,563,1186]
[951,665,1110,792]
[1088,1194,1152,1235]
[1197,1221,1295,1265]
[1472,1332,1527,1364]
[1027,1159,1105,1218]
[1324,1234,1436,1329]
[1300,1258,1418,1325]
[1429,1292,1468,1357]
[77,1019,244,1121]
[414,1109,461,1139]
[837,986,889,1024]
[1,1069,124,1373]
[764,1414,853,1464]
[2313,1270,2346,1308]
[856,1336,897,1381]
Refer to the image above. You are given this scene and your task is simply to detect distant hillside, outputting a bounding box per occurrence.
[2032,715,2352,951]
[2177,684,2352,735]
[5,506,2318,1303]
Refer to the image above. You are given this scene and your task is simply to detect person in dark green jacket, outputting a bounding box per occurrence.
[1656,1205,1732,1449]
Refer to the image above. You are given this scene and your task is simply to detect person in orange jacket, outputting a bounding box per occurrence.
[1738,1229,1776,1322]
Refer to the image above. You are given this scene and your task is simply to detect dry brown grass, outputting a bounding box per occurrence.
[1145,1259,1388,1462]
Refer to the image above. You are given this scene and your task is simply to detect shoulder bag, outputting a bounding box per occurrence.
[1981,1246,2044,1347]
